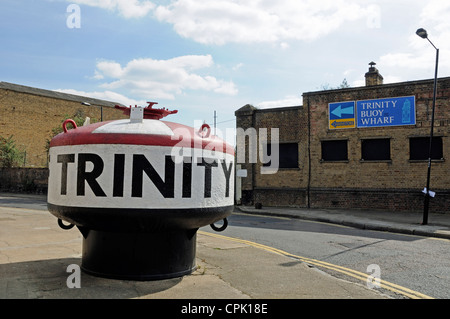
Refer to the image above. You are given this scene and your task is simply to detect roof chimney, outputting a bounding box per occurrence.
[365,62,383,86]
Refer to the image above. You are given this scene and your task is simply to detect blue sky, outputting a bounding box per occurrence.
[1,0,449,141]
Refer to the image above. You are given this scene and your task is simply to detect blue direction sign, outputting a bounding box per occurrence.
[356,96,415,128]
[329,101,356,129]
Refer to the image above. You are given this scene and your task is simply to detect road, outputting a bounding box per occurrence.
[202,212,450,299]
[2,193,448,299]
[0,193,48,211]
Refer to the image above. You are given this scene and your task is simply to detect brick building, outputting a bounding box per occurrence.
[0,82,127,167]
[235,64,450,213]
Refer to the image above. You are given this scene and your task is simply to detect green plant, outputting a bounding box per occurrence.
[319,78,351,90]
[0,135,25,168]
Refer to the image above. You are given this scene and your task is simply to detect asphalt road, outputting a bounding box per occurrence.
[201,212,450,299]
[0,193,48,211]
[2,193,448,299]
[1,193,390,303]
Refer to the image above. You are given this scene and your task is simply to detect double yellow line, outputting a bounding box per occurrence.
[199,231,434,299]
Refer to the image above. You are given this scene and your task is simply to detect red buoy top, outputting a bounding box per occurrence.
[51,104,233,157]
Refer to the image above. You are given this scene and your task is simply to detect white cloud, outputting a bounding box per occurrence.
[96,60,124,78]
[66,0,383,46]
[280,42,290,50]
[382,75,404,85]
[352,79,365,88]
[379,0,450,78]
[380,52,431,70]
[232,63,244,71]
[257,95,302,109]
[69,0,155,18]
[154,0,376,45]
[94,55,238,100]
[56,88,144,106]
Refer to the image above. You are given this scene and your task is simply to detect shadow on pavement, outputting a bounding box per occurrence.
[0,258,182,299]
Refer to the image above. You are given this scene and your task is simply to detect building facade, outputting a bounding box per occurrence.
[0,82,127,167]
[235,65,450,213]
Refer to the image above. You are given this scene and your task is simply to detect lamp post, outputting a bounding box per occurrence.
[416,28,439,225]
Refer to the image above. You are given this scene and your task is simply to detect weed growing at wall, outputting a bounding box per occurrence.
[0,135,25,168]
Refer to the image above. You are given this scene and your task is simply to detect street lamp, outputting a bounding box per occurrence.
[81,102,103,121]
[416,28,439,225]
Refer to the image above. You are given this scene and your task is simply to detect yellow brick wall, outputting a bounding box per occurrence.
[0,89,127,167]
[253,107,308,189]
[236,77,450,211]
[305,79,450,190]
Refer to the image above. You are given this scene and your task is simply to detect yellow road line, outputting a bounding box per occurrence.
[199,231,434,299]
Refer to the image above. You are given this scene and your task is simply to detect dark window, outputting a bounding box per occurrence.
[410,137,443,160]
[263,143,298,168]
[321,140,348,161]
[361,138,390,161]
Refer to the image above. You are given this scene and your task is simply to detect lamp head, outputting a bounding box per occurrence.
[416,28,428,39]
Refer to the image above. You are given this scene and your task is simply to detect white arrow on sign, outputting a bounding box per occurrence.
[332,105,354,118]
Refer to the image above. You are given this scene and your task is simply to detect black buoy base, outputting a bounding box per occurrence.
[80,228,197,281]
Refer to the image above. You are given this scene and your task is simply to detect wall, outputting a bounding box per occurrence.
[0,85,127,167]
[0,168,48,194]
[235,105,308,206]
[235,76,450,213]
[304,77,450,213]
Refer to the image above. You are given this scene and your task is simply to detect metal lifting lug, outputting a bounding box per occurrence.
[58,218,74,230]
[210,218,228,232]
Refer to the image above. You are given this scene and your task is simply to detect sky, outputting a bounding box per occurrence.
[1,0,449,144]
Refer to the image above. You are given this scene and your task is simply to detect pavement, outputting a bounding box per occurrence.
[236,204,450,240]
[0,192,448,301]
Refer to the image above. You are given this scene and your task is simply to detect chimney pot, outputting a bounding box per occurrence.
[365,62,383,86]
